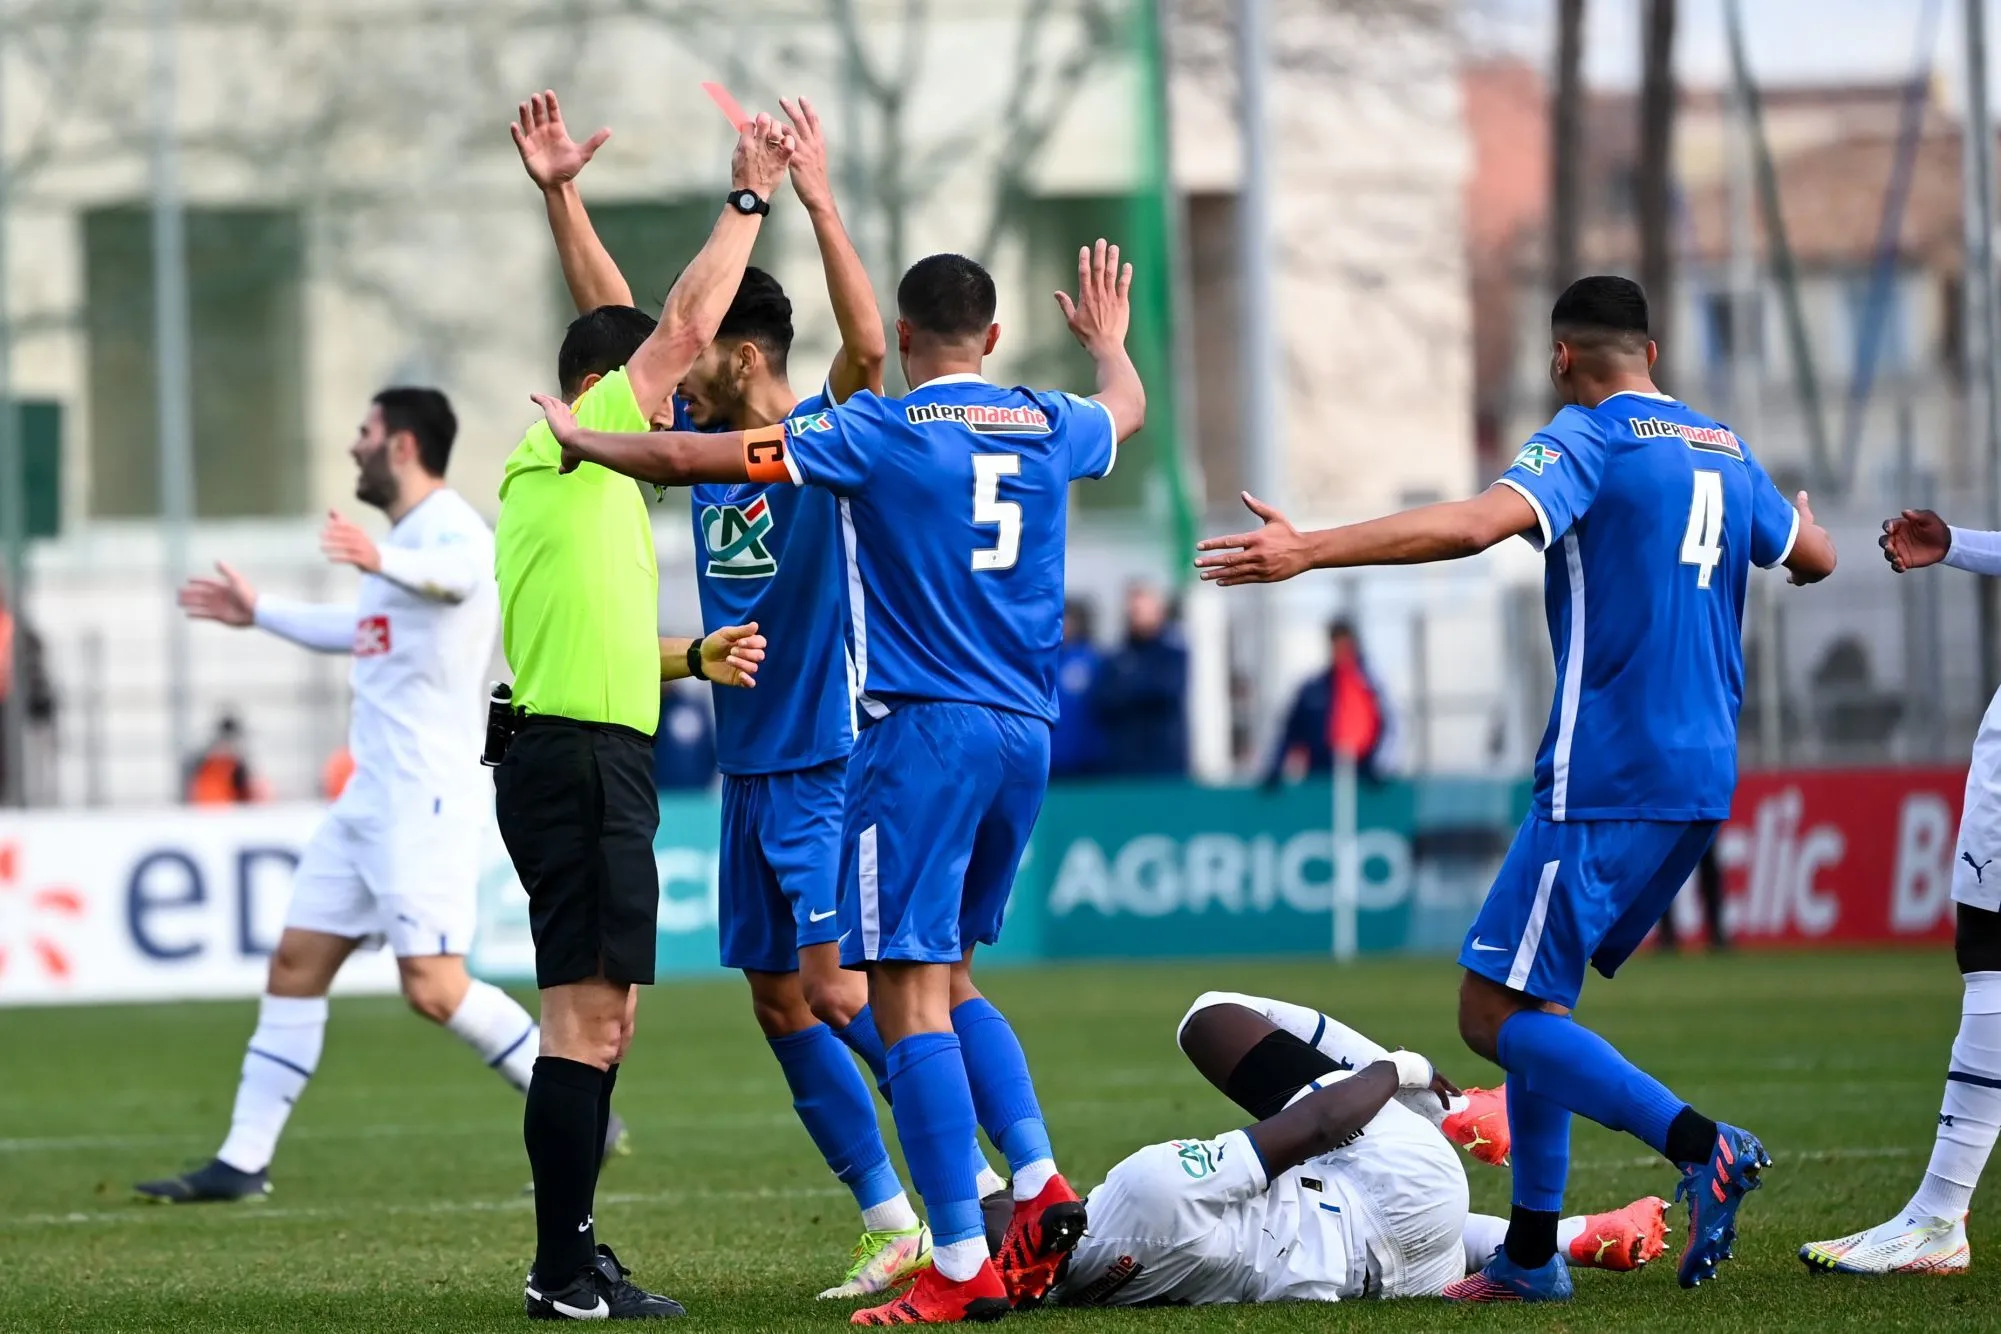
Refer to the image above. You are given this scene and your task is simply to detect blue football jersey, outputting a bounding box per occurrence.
[778,374,1118,723]
[1497,390,1798,821]
[688,389,854,775]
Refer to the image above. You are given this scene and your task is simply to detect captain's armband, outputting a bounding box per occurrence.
[744,425,793,484]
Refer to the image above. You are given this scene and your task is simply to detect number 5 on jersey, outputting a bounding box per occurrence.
[972,453,1022,571]
[1680,469,1724,589]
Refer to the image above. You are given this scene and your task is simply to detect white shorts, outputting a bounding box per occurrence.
[1318,1096,1471,1298]
[285,808,480,957]
[1955,690,2001,912]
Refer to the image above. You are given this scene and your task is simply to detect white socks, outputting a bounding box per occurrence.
[1012,1157,1057,1201]
[1177,991,1453,1125]
[932,1237,989,1282]
[217,994,327,1173]
[446,978,541,1094]
[1908,970,2001,1220]
[976,1163,1008,1200]
[1461,1213,1590,1272]
[861,1192,921,1233]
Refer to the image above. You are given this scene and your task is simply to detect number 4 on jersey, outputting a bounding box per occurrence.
[972,453,1022,571]
[1680,469,1724,589]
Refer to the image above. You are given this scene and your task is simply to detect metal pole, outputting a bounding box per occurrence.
[1237,0,1282,764]
[150,0,196,792]
[1331,753,1358,962]
[0,27,23,808]
[1965,0,2001,695]
[1730,47,1781,767]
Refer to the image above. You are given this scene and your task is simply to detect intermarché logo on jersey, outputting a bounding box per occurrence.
[701,496,777,579]
[905,401,1051,434]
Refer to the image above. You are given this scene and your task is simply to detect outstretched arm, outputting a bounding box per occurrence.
[532,392,760,486]
[511,91,633,315]
[1781,490,1836,585]
[782,97,885,403]
[1879,507,1976,575]
[622,114,797,417]
[1196,486,1538,586]
[178,561,355,654]
[1056,239,1145,443]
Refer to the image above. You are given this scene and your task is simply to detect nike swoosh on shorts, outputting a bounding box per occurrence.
[808,909,838,923]
[1469,940,1508,952]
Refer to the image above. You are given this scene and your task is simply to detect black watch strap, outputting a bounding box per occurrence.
[687,640,709,681]
[725,189,770,217]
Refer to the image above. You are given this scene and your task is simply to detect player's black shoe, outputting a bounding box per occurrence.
[526,1245,685,1320]
[134,1158,271,1204]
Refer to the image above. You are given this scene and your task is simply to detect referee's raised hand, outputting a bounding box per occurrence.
[731,112,796,198]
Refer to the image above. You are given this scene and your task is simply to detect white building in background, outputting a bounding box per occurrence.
[0,0,1474,804]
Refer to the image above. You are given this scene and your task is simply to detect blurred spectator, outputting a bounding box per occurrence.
[321,747,356,801]
[0,589,54,800]
[1094,582,1189,777]
[1266,620,1388,787]
[1658,841,1730,952]
[1050,599,1107,779]
[186,714,262,805]
[652,682,717,792]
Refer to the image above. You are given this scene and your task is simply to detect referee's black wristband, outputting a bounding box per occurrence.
[687,640,709,681]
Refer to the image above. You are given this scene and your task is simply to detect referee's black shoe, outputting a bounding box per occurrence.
[134,1158,271,1203]
[526,1245,685,1320]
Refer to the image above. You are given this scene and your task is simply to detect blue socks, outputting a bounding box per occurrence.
[1496,1009,1688,1159]
[1505,1074,1571,1213]
[952,998,1053,1177]
[832,1004,891,1094]
[767,1025,901,1212]
[885,1032,984,1247]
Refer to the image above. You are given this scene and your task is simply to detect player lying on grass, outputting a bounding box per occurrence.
[514,88,967,1299]
[136,390,764,1209]
[1196,275,1837,1302]
[1028,990,1667,1307]
[1797,506,2001,1277]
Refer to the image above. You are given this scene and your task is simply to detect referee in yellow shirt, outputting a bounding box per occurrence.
[494,108,796,1320]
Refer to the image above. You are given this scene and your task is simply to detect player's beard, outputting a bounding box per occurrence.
[354,448,398,511]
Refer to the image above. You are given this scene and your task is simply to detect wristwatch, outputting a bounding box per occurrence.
[725,189,770,217]
[686,640,709,681]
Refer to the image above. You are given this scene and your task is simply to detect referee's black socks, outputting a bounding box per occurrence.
[526,1056,605,1283]
[594,1062,620,1191]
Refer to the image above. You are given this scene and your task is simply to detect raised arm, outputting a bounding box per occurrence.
[1195,486,1539,586]
[319,509,488,604]
[530,392,761,487]
[781,97,885,403]
[1056,239,1145,443]
[511,91,633,315]
[623,115,797,417]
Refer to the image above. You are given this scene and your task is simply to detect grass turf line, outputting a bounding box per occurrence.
[0,950,1992,1331]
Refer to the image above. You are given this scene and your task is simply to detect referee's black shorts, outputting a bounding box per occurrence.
[493,716,660,988]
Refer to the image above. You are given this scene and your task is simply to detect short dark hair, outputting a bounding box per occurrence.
[897,253,997,339]
[1328,618,1357,643]
[558,304,659,397]
[1551,275,1650,352]
[716,267,794,372]
[373,387,457,477]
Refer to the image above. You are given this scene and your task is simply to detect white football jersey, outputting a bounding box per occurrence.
[254,488,498,825]
[1057,1090,1470,1307]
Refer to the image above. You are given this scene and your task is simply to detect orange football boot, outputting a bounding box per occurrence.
[1442,1086,1511,1167]
[850,1259,1010,1325]
[1569,1196,1671,1271]
[993,1174,1087,1309]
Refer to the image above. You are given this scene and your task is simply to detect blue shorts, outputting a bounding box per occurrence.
[837,702,1049,967]
[1459,814,1716,1009]
[717,757,849,974]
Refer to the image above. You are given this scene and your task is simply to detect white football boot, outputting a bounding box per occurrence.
[1800,1212,1970,1275]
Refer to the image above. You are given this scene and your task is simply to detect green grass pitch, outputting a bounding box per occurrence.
[3,949,1996,1332]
